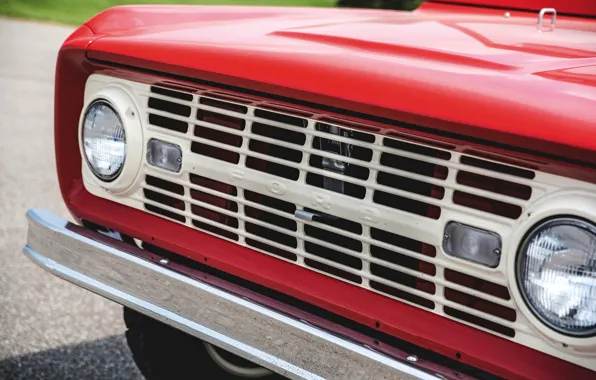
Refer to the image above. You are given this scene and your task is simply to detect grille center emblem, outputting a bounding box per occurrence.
[318,125,353,194]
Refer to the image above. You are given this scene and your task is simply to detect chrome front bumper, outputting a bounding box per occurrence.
[24,209,449,380]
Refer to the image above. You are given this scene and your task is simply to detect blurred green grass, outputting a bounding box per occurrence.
[0,0,337,25]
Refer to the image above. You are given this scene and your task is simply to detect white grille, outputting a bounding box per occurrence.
[82,75,596,369]
[142,82,528,334]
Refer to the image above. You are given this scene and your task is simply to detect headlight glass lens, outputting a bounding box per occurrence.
[82,100,126,181]
[518,218,596,336]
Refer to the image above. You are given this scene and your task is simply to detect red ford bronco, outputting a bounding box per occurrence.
[25,0,596,379]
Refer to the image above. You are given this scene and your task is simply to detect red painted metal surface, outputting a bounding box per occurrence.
[429,0,596,17]
[84,4,596,166]
[54,25,96,213]
[54,3,596,379]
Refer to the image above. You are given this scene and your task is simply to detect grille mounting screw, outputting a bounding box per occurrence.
[443,234,449,240]
[406,355,419,363]
[125,107,136,118]
[159,259,169,265]
[494,248,501,255]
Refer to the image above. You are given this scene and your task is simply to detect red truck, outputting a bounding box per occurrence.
[25,0,596,379]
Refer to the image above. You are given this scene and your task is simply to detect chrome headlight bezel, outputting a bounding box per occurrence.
[516,216,596,338]
[82,99,127,182]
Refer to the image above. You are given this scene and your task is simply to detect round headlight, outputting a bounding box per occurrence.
[517,218,596,337]
[82,100,127,181]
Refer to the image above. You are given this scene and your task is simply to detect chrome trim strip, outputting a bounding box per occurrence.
[24,209,442,380]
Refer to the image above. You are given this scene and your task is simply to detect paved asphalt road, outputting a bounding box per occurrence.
[0,18,143,380]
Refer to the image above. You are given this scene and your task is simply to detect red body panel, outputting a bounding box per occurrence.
[84,3,596,165]
[431,0,596,17]
[55,3,596,380]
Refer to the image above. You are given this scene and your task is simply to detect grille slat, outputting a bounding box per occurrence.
[138,178,525,336]
[144,129,533,209]
[147,127,523,224]
[134,83,551,339]
[148,186,530,330]
[144,164,513,287]
[141,180,516,308]
[144,183,431,274]
[143,102,544,189]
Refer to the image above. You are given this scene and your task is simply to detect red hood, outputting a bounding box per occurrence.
[83,3,596,162]
[431,0,596,18]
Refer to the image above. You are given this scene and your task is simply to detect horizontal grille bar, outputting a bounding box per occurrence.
[138,92,547,189]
